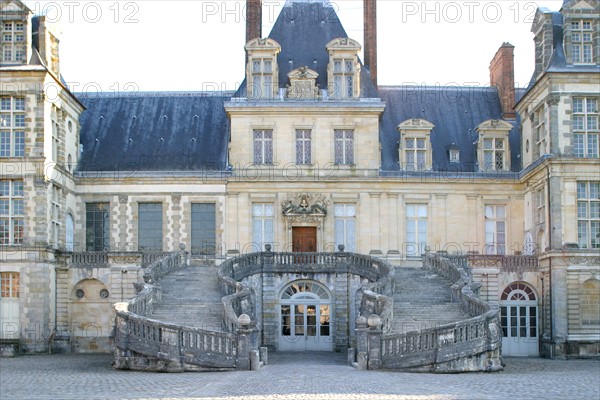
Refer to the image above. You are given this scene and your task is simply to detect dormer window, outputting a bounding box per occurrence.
[449,146,460,163]
[333,58,354,98]
[571,20,593,64]
[245,38,281,99]
[476,119,513,172]
[326,38,361,99]
[397,119,434,171]
[1,21,26,63]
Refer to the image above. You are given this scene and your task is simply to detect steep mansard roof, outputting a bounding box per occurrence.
[76,1,520,173]
[379,86,521,173]
[235,1,379,98]
[77,93,231,172]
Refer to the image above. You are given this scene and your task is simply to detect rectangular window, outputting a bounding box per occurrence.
[191,203,216,255]
[573,98,599,158]
[253,129,273,164]
[0,272,19,298]
[571,20,594,64]
[85,202,109,251]
[577,182,600,249]
[51,185,61,246]
[334,203,356,252]
[295,130,312,165]
[485,205,506,255]
[406,204,427,257]
[483,138,506,171]
[252,203,274,252]
[535,188,546,225]
[333,58,354,98]
[138,203,163,251]
[0,97,25,157]
[0,180,24,245]
[251,58,274,99]
[404,138,427,171]
[0,20,26,63]
[334,129,354,165]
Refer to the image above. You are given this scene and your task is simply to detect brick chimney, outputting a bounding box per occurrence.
[490,42,516,119]
[364,0,377,87]
[246,0,262,44]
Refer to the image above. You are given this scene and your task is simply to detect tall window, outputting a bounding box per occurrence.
[0,180,23,245]
[485,205,506,255]
[0,96,25,157]
[0,271,20,339]
[577,181,600,249]
[334,203,356,252]
[573,98,598,158]
[571,20,593,64]
[404,138,427,171]
[580,279,600,326]
[252,58,273,99]
[85,203,109,251]
[483,138,506,171]
[191,203,216,255]
[138,203,163,251]
[406,204,427,257]
[295,130,311,165]
[252,203,274,252]
[534,107,546,157]
[253,130,273,164]
[51,185,61,246]
[333,58,354,98]
[535,188,546,225]
[334,130,354,165]
[0,21,26,63]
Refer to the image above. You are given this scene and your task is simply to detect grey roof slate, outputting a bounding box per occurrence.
[77,93,232,172]
[379,86,521,173]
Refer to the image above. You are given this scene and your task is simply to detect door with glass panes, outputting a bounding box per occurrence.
[500,282,539,356]
[279,281,332,351]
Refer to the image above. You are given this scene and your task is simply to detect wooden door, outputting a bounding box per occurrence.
[292,227,317,252]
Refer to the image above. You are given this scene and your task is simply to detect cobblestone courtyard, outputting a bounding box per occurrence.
[1,352,599,400]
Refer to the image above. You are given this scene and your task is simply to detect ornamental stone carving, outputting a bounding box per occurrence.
[282,193,328,219]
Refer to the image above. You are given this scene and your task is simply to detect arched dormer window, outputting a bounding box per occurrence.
[476,119,513,172]
[245,38,281,99]
[326,38,361,99]
[397,119,434,171]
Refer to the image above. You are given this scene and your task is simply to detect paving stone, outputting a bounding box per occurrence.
[1,353,598,400]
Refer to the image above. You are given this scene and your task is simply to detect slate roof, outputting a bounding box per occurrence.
[379,86,521,173]
[77,0,521,174]
[77,93,232,172]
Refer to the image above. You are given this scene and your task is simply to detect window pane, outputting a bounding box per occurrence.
[138,203,162,251]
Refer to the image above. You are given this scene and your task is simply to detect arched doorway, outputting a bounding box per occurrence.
[279,280,332,351]
[500,282,539,356]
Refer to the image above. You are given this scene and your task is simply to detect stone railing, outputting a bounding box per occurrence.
[445,254,539,271]
[113,249,258,372]
[356,253,502,372]
[142,251,187,284]
[218,249,395,332]
[69,251,176,268]
[70,251,109,266]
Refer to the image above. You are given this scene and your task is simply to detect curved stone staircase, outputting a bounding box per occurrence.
[113,252,502,372]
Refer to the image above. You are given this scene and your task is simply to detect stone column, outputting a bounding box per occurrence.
[367,315,383,370]
[334,251,350,351]
[355,316,368,370]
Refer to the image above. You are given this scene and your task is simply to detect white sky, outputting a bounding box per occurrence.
[23,0,564,92]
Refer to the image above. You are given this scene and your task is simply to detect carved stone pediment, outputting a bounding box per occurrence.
[287,66,320,100]
[282,193,328,218]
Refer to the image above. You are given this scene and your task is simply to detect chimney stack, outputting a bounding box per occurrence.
[246,0,262,44]
[490,42,516,119]
[364,0,378,87]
